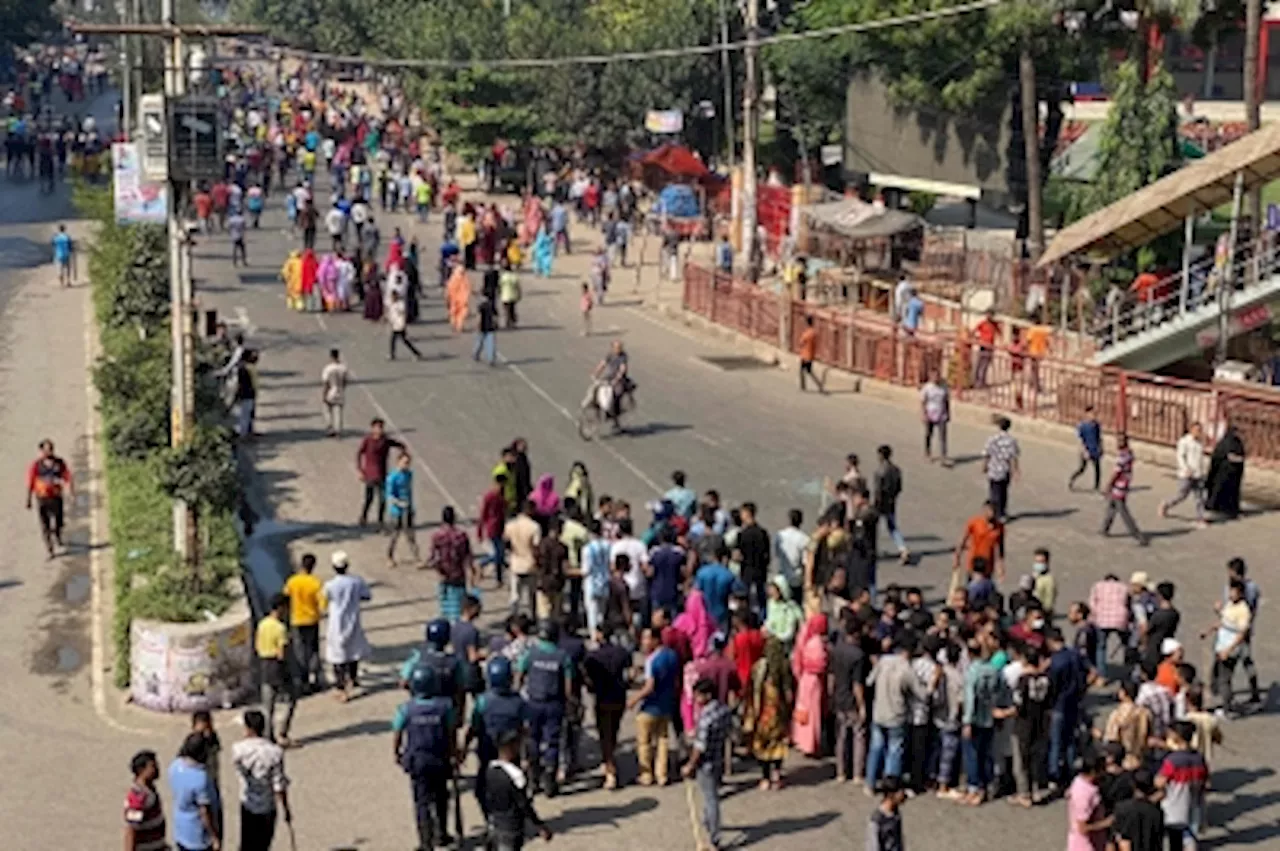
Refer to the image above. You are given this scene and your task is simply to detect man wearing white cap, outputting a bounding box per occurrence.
[322,551,373,702]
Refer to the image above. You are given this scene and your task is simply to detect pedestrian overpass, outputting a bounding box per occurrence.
[1039,122,1280,372]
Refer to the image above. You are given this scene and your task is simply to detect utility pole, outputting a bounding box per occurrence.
[1019,41,1044,261]
[160,0,196,559]
[717,0,735,167]
[70,16,265,561]
[740,0,759,269]
[1245,0,1262,230]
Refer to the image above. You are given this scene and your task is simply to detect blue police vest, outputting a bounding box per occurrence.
[417,646,458,698]
[524,643,566,703]
[400,697,451,775]
[478,691,526,759]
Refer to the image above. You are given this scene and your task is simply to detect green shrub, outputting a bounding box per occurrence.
[76,184,244,688]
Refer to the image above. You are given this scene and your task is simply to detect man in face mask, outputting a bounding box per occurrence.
[1032,548,1057,619]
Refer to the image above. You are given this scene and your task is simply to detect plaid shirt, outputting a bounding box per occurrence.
[429,526,472,585]
[1089,579,1130,631]
[908,656,937,726]
[1137,681,1173,738]
[692,699,734,778]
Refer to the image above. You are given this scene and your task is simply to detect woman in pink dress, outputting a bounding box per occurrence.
[790,613,829,757]
[675,590,718,729]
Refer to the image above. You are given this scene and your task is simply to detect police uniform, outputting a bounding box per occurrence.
[394,693,456,850]
[517,638,571,790]
[469,687,529,814]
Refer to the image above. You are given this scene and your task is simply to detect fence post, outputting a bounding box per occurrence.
[1117,370,1130,435]
[779,291,791,353]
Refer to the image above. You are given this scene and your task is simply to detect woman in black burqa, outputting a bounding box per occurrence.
[1205,424,1246,519]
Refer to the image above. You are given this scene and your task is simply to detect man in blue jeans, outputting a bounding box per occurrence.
[1046,627,1090,791]
[961,631,1004,805]
[866,632,934,789]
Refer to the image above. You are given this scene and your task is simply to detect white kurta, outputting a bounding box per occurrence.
[323,574,372,664]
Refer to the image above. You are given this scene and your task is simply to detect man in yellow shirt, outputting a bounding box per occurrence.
[255,593,296,745]
[283,553,325,693]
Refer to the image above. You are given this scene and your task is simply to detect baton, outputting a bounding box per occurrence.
[287,819,298,851]
[453,768,464,842]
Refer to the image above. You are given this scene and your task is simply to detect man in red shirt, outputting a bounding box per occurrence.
[210,180,230,231]
[123,750,167,851]
[973,310,999,388]
[193,187,213,233]
[27,439,73,558]
[477,472,509,585]
[355,418,404,530]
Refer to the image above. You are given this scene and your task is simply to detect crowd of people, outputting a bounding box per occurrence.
[116,402,1264,851]
[104,49,1274,851]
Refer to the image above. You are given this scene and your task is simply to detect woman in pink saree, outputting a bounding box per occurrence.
[790,613,829,757]
[317,253,339,311]
[674,589,716,660]
[676,590,718,730]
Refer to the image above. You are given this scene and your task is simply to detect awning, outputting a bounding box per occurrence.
[804,197,923,240]
[1038,121,1280,268]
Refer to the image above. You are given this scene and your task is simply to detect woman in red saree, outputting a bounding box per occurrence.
[300,247,319,312]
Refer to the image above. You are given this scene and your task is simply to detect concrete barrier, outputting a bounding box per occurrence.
[128,595,255,713]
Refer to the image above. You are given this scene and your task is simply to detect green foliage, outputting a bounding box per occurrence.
[156,425,240,517]
[75,185,242,688]
[236,0,724,154]
[0,0,57,51]
[1089,59,1181,211]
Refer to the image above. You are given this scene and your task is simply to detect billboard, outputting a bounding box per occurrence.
[645,109,684,134]
[112,143,168,225]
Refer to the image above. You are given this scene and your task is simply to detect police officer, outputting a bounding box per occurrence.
[464,656,529,816]
[400,618,463,705]
[557,622,587,784]
[393,666,457,850]
[517,619,572,796]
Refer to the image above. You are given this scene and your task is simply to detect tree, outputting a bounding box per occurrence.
[156,425,239,579]
[1089,59,1181,211]
[0,0,56,52]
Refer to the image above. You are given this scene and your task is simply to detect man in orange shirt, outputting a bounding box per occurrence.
[973,311,999,388]
[953,500,1005,583]
[27,439,73,558]
[193,186,213,233]
[797,315,825,394]
[1024,316,1052,392]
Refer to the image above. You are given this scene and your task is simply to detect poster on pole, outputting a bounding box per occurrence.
[644,109,684,134]
[112,142,168,225]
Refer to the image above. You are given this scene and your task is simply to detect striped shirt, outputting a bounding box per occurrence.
[123,783,166,851]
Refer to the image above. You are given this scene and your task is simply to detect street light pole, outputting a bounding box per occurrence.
[160,0,196,559]
[740,0,759,269]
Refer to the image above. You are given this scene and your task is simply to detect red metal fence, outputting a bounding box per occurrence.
[683,264,1280,466]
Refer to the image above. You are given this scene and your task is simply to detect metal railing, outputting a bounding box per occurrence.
[1091,233,1280,350]
[683,262,1280,466]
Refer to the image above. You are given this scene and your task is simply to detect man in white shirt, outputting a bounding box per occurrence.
[320,348,348,437]
[231,709,291,849]
[387,291,423,361]
[609,517,649,625]
[325,203,346,251]
[1160,421,1207,528]
[772,508,810,601]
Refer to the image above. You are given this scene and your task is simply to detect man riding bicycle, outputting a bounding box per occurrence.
[592,340,634,426]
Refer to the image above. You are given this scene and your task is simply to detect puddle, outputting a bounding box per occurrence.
[55,646,81,672]
[64,574,90,605]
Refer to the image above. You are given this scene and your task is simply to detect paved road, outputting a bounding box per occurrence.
[167,175,1280,851]
[0,90,156,848]
[3,123,1279,847]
